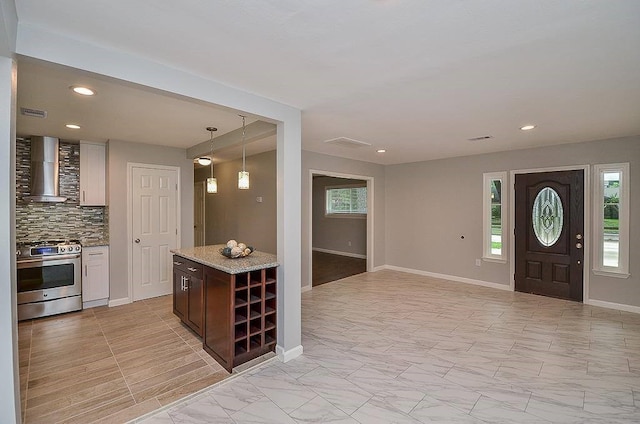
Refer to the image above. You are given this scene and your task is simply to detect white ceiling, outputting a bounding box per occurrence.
[13,0,640,165]
[16,59,274,163]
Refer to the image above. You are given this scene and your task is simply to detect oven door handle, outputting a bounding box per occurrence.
[17,254,81,266]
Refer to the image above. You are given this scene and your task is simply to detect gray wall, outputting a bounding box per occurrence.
[312,176,367,256]
[195,150,277,254]
[0,56,20,424]
[386,135,640,307]
[108,140,194,301]
[302,150,386,287]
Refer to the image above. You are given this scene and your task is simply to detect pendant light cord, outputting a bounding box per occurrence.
[206,126,217,178]
[241,115,246,172]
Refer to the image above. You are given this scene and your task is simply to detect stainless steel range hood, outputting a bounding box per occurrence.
[25,136,67,202]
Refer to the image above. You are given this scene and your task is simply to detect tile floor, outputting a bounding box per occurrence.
[139,270,640,423]
[18,295,229,424]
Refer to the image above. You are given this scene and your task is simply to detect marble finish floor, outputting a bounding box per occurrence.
[140,270,640,423]
[18,295,229,423]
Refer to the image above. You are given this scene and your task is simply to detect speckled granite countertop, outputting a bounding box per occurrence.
[171,244,278,274]
[81,238,110,247]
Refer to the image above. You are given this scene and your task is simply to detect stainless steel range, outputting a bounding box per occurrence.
[16,240,82,321]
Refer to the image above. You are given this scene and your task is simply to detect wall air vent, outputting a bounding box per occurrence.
[323,137,372,148]
[20,107,48,119]
[468,135,493,141]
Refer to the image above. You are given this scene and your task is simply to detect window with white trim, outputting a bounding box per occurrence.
[593,163,629,277]
[483,172,507,261]
[325,185,367,217]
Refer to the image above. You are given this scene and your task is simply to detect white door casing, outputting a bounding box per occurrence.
[194,181,205,247]
[130,164,179,301]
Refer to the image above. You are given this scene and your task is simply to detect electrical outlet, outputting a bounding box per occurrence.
[348,241,352,246]
[475,259,482,266]
[256,196,263,203]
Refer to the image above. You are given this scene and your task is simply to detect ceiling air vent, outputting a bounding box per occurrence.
[20,107,48,119]
[324,137,371,148]
[468,135,493,141]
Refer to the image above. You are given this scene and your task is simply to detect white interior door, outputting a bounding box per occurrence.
[194,181,205,246]
[131,166,178,301]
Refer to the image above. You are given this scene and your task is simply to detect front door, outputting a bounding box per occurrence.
[515,170,584,301]
[131,165,178,301]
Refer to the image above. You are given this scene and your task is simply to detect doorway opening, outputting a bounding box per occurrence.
[194,181,206,246]
[309,171,374,288]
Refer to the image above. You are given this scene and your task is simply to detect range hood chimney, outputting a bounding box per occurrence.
[26,136,67,202]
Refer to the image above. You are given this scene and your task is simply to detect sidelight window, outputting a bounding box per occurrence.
[593,163,629,277]
[483,172,507,262]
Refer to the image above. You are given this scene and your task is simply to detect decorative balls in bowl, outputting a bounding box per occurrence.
[220,239,254,258]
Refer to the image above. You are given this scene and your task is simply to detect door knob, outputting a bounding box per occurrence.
[576,242,583,249]
[576,234,582,240]
[134,238,141,243]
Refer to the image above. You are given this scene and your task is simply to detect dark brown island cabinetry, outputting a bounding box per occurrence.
[203,266,277,371]
[172,252,277,372]
[172,257,204,337]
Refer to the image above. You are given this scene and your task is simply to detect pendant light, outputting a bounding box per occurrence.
[206,126,218,194]
[238,115,249,189]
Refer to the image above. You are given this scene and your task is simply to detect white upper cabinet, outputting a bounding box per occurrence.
[80,141,106,206]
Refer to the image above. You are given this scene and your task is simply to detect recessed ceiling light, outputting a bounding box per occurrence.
[71,86,95,96]
[520,125,536,131]
[65,124,81,129]
[377,149,386,153]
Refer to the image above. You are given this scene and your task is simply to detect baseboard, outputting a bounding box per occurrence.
[382,265,512,291]
[276,344,303,363]
[83,299,108,309]
[586,299,640,314]
[372,265,386,272]
[108,297,131,307]
[301,284,312,293]
[312,247,366,259]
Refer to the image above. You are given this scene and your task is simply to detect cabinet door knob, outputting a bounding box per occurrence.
[134,238,141,244]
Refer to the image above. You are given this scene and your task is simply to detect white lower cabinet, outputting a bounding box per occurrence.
[82,246,110,308]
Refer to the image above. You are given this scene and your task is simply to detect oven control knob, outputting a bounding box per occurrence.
[60,247,66,253]
[75,246,80,251]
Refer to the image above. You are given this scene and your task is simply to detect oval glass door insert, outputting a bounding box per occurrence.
[532,187,563,247]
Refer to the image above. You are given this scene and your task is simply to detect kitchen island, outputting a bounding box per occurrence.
[171,245,278,372]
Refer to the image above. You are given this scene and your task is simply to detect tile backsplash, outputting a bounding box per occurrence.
[16,139,108,243]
